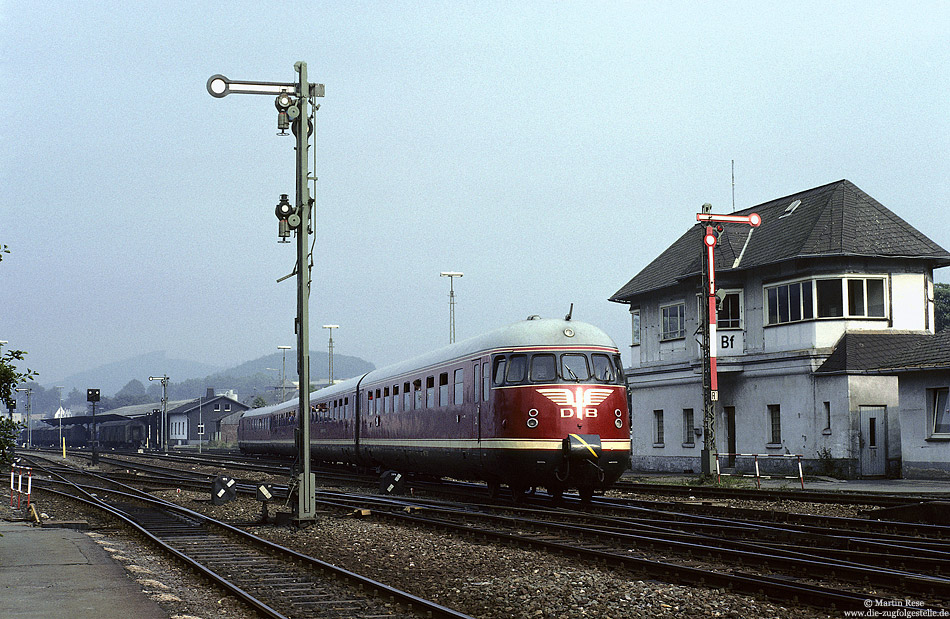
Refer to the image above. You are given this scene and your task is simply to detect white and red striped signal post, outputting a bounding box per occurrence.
[696,209,762,475]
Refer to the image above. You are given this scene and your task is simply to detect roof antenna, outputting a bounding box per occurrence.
[565,303,573,321]
[731,159,736,212]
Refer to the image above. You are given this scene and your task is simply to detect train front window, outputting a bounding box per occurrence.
[530,354,557,382]
[492,357,507,386]
[592,354,621,383]
[561,354,590,381]
[506,354,527,383]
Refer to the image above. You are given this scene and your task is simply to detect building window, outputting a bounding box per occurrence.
[766,280,814,325]
[717,291,742,329]
[682,408,694,446]
[631,308,641,346]
[661,302,686,340]
[653,410,664,446]
[823,401,831,432]
[932,388,950,436]
[816,279,843,317]
[768,404,781,445]
[766,276,886,325]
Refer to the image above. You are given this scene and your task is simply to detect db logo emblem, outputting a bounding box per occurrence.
[537,387,613,419]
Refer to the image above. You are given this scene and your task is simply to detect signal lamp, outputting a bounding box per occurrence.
[275,91,293,110]
[275,194,294,219]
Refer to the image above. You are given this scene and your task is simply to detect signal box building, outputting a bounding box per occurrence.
[609,180,949,478]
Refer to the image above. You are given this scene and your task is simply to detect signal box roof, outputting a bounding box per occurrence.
[610,179,950,304]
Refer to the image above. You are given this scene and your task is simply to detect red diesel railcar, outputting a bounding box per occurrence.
[238,317,631,500]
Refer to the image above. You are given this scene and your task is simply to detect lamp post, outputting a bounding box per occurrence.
[277,345,291,403]
[440,272,463,344]
[149,375,169,453]
[86,389,100,465]
[15,387,32,448]
[322,325,339,385]
[208,63,324,525]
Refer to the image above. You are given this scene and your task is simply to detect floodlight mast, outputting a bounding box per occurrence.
[207,63,324,525]
[695,209,761,476]
[440,272,463,343]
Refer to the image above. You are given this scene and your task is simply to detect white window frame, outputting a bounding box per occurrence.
[653,409,665,447]
[660,302,686,341]
[717,289,743,330]
[930,388,950,438]
[765,275,888,326]
[682,408,695,447]
[631,308,641,346]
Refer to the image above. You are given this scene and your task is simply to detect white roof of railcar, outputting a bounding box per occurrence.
[242,318,618,419]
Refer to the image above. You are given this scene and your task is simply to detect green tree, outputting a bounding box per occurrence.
[1,246,37,462]
[936,282,949,333]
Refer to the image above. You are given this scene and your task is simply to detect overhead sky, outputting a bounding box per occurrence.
[2,1,948,386]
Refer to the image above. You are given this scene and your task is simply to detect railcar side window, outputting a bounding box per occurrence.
[454,369,464,405]
[393,385,400,413]
[483,361,490,399]
[561,354,590,381]
[414,379,424,409]
[404,382,412,411]
[506,354,527,383]
[426,376,435,408]
[474,363,480,403]
[492,357,507,386]
[530,354,557,382]
[384,387,390,413]
[592,354,615,382]
[439,373,449,406]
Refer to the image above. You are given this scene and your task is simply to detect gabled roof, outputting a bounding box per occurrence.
[610,180,950,303]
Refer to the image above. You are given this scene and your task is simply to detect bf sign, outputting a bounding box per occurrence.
[719,332,743,353]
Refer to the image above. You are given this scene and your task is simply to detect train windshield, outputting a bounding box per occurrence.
[492,351,625,385]
[592,354,617,382]
[561,354,590,381]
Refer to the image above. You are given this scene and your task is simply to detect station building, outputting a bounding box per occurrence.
[166,388,248,446]
[609,179,949,478]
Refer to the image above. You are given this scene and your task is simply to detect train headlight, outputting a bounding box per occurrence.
[614,409,623,417]
[526,418,539,428]
[615,418,623,428]
[528,409,539,417]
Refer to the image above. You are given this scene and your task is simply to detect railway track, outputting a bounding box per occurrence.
[611,479,950,508]
[304,492,949,612]
[24,450,950,613]
[21,455,473,619]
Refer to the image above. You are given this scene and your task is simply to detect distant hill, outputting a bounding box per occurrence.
[55,351,222,396]
[222,350,374,382]
[47,349,375,409]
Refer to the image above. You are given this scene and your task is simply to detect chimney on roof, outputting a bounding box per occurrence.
[206,387,215,399]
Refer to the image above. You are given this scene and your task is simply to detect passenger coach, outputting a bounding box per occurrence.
[239,316,631,499]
